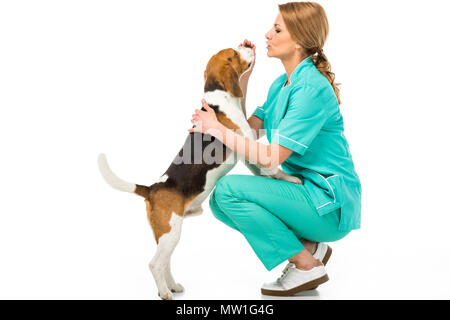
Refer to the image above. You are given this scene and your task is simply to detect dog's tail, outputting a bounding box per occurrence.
[97,153,150,198]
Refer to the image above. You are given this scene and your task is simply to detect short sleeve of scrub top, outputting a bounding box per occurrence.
[252,102,266,121]
[273,86,332,157]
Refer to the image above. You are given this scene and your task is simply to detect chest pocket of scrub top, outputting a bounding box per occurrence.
[301,170,343,216]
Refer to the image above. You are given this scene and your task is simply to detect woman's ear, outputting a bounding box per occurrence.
[221,67,243,98]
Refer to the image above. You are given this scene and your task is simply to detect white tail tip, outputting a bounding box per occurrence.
[97,153,136,193]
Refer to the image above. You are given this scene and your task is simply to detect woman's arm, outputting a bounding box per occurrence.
[237,40,267,140]
[240,76,250,118]
[220,125,293,171]
[189,102,292,171]
[238,39,256,118]
[247,115,266,140]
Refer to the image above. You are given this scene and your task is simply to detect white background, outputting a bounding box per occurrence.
[1,0,449,300]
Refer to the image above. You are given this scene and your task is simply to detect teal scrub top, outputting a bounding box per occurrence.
[252,56,361,231]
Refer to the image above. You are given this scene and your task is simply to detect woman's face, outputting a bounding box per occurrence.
[265,13,298,59]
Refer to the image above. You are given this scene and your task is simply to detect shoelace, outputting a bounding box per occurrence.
[277,263,295,282]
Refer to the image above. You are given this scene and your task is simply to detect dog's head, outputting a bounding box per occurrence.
[204,44,255,98]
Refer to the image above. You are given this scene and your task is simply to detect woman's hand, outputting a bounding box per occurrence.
[188,99,223,136]
[239,39,256,84]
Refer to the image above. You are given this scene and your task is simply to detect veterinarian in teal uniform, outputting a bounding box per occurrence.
[252,56,361,232]
[190,2,361,296]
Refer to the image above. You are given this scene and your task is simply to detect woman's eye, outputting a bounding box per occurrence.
[275,29,281,33]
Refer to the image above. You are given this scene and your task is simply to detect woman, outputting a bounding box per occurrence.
[189,2,361,296]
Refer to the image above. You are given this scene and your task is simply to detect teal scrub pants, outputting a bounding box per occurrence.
[209,174,350,271]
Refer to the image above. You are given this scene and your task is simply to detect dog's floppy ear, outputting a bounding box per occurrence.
[221,67,243,98]
[204,74,225,92]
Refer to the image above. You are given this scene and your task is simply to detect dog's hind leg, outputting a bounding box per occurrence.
[148,213,183,300]
[165,257,184,293]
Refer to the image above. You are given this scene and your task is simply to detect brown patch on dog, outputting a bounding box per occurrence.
[216,111,240,131]
[145,186,197,243]
[135,184,150,198]
[221,67,243,98]
[204,48,250,98]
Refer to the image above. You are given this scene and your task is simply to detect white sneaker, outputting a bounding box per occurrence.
[261,262,329,296]
[313,243,332,265]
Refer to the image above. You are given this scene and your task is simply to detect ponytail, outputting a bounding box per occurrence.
[312,49,341,105]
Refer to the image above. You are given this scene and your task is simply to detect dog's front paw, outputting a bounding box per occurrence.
[283,176,303,184]
[277,173,303,185]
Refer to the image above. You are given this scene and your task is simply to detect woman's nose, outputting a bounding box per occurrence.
[265,31,271,40]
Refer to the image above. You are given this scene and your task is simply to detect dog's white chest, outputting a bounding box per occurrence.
[203,90,251,136]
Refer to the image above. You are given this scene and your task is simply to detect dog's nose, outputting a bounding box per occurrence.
[243,43,252,49]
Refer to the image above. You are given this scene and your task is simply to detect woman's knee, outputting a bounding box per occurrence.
[216,174,248,195]
[209,190,224,217]
[213,175,241,200]
[210,175,248,215]
[209,185,239,230]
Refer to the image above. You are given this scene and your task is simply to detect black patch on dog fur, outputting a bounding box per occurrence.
[204,78,225,93]
[163,131,232,198]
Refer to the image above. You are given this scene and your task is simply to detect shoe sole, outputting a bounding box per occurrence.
[261,274,329,297]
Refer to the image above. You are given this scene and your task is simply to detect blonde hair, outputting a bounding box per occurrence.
[278,2,341,104]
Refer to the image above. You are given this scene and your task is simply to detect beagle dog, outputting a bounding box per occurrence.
[97,44,301,300]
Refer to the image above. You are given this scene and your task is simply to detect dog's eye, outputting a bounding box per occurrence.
[227,57,232,62]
